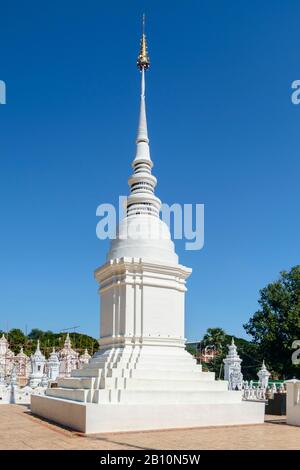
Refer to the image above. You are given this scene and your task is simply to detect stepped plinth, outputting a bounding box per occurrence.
[32,340,264,432]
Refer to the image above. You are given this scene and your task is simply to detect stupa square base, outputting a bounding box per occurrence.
[31,395,265,434]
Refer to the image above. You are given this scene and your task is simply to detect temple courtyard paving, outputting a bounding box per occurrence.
[0,404,299,450]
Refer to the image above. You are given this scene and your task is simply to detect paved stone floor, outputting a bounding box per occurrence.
[0,404,299,450]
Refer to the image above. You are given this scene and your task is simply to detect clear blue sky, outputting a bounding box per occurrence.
[0,0,299,340]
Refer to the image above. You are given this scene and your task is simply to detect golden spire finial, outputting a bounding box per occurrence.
[137,14,150,70]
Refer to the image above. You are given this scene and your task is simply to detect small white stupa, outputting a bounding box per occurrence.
[0,334,8,356]
[257,360,270,389]
[223,338,243,390]
[29,340,46,388]
[31,19,264,432]
[47,348,60,381]
[0,334,15,378]
[79,349,91,366]
[58,334,79,377]
[15,347,30,384]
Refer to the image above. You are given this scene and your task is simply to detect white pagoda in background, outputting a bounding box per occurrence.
[223,338,243,390]
[31,20,264,432]
[257,360,270,389]
[15,348,31,385]
[0,332,91,387]
[29,340,46,388]
[47,348,60,381]
[0,334,15,378]
[0,336,92,404]
[58,333,79,377]
[80,348,91,366]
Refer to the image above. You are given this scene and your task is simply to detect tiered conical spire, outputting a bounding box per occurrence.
[126,15,161,218]
[0,334,7,343]
[224,338,242,363]
[64,333,72,348]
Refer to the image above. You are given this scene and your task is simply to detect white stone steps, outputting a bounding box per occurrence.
[89,356,197,367]
[71,368,105,378]
[126,363,201,372]
[113,368,215,381]
[57,377,95,389]
[71,363,204,378]
[46,387,91,403]
[57,369,215,390]
[56,372,215,390]
[100,377,228,391]
[92,389,243,405]
[132,358,197,366]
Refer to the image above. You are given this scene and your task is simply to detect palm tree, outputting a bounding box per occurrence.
[202,327,226,354]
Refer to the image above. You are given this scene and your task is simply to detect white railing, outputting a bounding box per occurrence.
[242,381,286,401]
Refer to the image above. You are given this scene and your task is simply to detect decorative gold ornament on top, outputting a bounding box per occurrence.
[137,14,150,70]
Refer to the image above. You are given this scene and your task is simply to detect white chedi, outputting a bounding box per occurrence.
[58,334,79,377]
[257,360,270,389]
[29,340,46,388]
[0,334,10,356]
[223,338,243,391]
[31,27,264,432]
[0,334,15,378]
[79,348,91,366]
[47,348,60,381]
[15,347,30,383]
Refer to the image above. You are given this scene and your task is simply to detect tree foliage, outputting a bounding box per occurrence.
[7,328,26,348]
[200,331,262,381]
[202,327,226,353]
[244,265,300,378]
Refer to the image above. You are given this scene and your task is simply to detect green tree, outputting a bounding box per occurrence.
[28,328,44,340]
[186,345,197,356]
[7,328,26,353]
[200,328,263,381]
[3,328,99,358]
[244,265,300,379]
[202,327,226,353]
[228,336,262,381]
